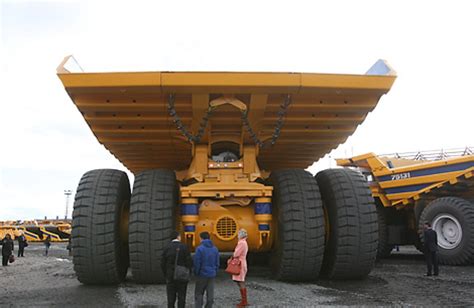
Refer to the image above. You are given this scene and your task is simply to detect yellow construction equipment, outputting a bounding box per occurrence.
[0,220,71,242]
[337,148,474,264]
[58,56,396,284]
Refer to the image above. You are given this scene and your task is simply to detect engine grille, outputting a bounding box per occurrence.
[215,216,237,240]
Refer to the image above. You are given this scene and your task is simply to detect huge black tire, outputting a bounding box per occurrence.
[72,169,131,285]
[413,201,427,253]
[316,168,378,279]
[376,204,393,258]
[418,197,474,265]
[129,169,178,283]
[270,169,325,281]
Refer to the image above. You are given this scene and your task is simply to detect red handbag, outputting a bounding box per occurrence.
[225,257,241,275]
[9,255,15,263]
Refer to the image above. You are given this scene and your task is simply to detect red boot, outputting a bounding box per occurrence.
[237,288,248,307]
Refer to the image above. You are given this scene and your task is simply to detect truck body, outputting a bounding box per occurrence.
[0,220,71,242]
[337,148,474,264]
[57,56,396,284]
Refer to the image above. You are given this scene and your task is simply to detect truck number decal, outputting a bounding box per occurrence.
[391,172,411,180]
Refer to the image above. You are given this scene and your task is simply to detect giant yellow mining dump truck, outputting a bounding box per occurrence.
[337,149,474,265]
[57,56,396,284]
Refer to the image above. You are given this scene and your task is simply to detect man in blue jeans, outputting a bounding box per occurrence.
[194,231,220,308]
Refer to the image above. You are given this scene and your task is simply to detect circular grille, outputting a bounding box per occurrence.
[215,216,238,240]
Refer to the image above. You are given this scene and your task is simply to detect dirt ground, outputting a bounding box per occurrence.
[1,243,474,307]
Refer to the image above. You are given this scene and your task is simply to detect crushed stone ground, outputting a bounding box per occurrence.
[1,244,473,307]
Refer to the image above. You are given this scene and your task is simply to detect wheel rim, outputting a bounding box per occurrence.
[432,214,462,250]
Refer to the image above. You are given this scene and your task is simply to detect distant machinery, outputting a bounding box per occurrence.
[338,147,474,265]
[0,219,71,242]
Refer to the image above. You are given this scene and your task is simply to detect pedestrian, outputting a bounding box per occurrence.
[66,237,72,256]
[1,234,14,266]
[232,229,249,307]
[17,232,28,257]
[44,235,51,256]
[161,231,192,308]
[423,222,439,276]
[194,231,220,308]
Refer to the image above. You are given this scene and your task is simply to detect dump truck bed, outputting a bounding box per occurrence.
[58,58,396,173]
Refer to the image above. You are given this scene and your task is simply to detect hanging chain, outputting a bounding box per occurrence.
[167,94,213,143]
[242,94,292,148]
[168,94,292,147]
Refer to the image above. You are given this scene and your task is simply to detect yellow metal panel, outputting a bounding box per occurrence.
[340,152,474,207]
[161,72,301,93]
[58,72,161,91]
[190,203,273,252]
[301,74,395,92]
[58,60,396,174]
[377,171,471,188]
[372,155,474,177]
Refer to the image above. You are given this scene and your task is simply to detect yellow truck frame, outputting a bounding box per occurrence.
[337,148,474,265]
[0,220,71,242]
[58,56,396,284]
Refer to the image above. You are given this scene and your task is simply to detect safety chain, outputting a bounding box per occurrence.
[241,94,292,148]
[168,94,292,147]
[167,94,213,143]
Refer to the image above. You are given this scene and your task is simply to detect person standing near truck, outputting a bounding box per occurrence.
[44,235,51,256]
[423,222,439,276]
[161,231,193,308]
[1,234,14,266]
[17,232,27,257]
[193,231,220,308]
[232,229,249,307]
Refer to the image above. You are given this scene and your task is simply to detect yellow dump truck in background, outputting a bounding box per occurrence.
[58,56,396,284]
[337,148,474,265]
[0,220,71,242]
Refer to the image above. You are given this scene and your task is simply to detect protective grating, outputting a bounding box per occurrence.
[216,216,237,240]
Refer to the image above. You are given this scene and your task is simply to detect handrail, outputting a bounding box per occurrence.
[380,147,474,161]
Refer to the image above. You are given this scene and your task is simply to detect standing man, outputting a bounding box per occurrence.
[423,222,439,276]
[44,235,51,256]
[1,234,14,266]
[161,231,192,308]
[17,232,27,257]
[194,231,220,308]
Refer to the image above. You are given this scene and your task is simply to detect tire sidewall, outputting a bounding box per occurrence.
[419,198,473,263]
[269,169,325,281]
[72,169,131,284]
[129,169,178,283]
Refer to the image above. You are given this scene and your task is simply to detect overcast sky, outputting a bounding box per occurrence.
[0,0,473,220]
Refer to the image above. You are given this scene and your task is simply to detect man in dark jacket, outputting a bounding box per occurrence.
[161,231,192,308]
[194,231,220,308]
[17,232,27,257]
[423,222,439,276]
[1,234,14,266]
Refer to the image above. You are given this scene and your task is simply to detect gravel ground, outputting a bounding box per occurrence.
[1,244,473,307]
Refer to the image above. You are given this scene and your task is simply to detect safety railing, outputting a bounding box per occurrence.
[380,147,473,161]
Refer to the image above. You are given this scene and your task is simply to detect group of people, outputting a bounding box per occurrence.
[161,229,249,308]
[1,223,439,305]
[161,222,439,308]
[1,233,54,266]
[1,233,28,266]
